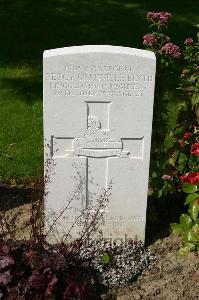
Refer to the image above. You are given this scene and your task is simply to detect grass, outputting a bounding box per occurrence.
[0,65,43,183]
[0,0,199,183]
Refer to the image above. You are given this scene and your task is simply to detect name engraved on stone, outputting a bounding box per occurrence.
[45,64,154,97]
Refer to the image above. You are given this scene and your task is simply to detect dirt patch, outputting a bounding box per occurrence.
[0,184,43,240]
[0,183,42,212]
[0,186,199,299]
[117,235,199,300]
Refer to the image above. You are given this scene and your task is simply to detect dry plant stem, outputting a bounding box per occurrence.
[63,188,110,244]
[45,181,83,237]
[56,186,111,246]
[79,186,112,244]
[63,207,88,242]
[30,198,44,242]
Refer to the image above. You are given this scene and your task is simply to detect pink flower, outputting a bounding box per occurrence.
[161,43,181,58]
[184,38,193,45]
[143,33,156,45]
[159,12,172,23]
[162,174,172,181]
[147,12,172,24]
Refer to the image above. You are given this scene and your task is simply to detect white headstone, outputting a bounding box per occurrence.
[43,45,156,243]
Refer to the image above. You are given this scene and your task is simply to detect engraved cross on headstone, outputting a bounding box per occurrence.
[51,101,144,206]
[51,101,144,207]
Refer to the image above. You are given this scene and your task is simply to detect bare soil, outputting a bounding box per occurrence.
[117,235,199,300]
[0,185,199,300]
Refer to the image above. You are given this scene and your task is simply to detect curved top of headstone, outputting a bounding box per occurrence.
[43,45,155,60]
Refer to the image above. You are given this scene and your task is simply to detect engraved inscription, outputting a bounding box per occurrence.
[51,101,144,198]
[52,102,144,159]
[74,148,122,158]
[61,214,144,227]
[45,63,154,97]
[104,216,145,227]
[53,115,131,158]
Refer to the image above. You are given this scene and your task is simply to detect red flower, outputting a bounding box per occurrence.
[183,132,192,139]
[190,143,199,156]
[180,172,199,185]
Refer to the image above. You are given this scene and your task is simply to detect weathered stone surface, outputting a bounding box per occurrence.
[43,45,156,243]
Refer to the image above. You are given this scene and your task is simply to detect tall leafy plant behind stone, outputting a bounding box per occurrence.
[143,12,181,197]
[178,34,199,124]
[168,34,199,255]
[170,149,199,255]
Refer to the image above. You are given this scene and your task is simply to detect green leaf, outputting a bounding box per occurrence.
[178,153,188,173]
[182,183,198,194]
[188,203,199,221]
[177,242,195,256]
[188,230,199,242]
[185,193,199,205]
[101,253,110,265]
[191,95,199,106]
[157,32,164,37]
[192,223,199,234]
[180,214,193,229]
[158,189,163,198]
[160,58,165,64]
[170,223,182,235]
[183,230,199,242]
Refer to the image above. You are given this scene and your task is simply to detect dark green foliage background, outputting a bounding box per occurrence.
[0,0,199,183]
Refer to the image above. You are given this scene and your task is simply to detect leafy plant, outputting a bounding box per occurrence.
[158,31,199,199]
[143,11,182,197]
[0,179,155,298]
[0,240,102,299]
[165,126,199,255]
[143,14,199,254]
[166,113,198,256]
[170,181,199,255]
